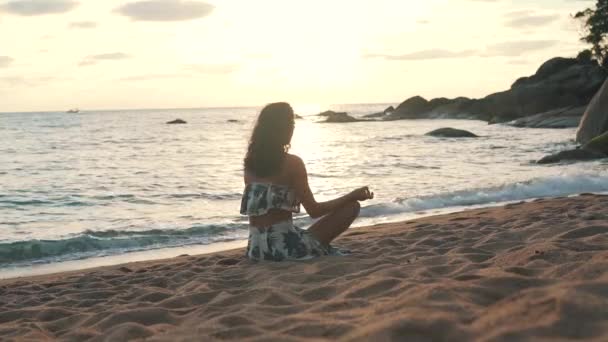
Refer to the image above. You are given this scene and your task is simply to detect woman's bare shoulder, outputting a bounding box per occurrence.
[285,154,305,169]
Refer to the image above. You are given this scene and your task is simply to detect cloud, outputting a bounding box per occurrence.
[79,52,130,66]
[365,49,477,61]
[484,40,558,57]
[504,12,560,28]
[69,21,97,29]
[364,39,559,62]
[0,0,78,16]
[115,0,214,22]
[0,56,14,68]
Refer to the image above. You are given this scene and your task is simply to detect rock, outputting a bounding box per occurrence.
[322,112,359,123]
[316,110,360,123]
[537,148,606,164]
[511,57,579,89]
[475,57,606,123]
[425,97,473,118]
[425,128,478,138]
[227,119,239,123]
[318,110,346,117]
[166,119,187,124]
[576,78,608,144]
[383,57,606,124]
[386,96,431,119]
[508,106,585,128]
[365,105,396,118]
[583,131,608,154]
[363,112,385,118]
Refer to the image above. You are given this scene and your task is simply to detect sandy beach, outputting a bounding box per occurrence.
[1,194,607,341]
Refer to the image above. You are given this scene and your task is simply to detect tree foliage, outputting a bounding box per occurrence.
[576,0,608,66]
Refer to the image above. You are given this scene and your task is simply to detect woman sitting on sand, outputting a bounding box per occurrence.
[240,102,374,261]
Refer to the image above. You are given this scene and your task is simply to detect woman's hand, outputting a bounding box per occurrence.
[350,186,374,202]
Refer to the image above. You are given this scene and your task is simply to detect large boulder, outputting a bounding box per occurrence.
[425,128,478,138]
[508,106,585,128]
[476,57,606,123]
[511,58,579,89]
[576,78,608,144]
[583,131,608,154]
[386,96,431,119]
[537,148,606,164]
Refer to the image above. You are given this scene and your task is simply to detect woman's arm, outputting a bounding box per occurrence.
[290,155,373,219]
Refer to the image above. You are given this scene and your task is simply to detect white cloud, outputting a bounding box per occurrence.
[115,0,214,22]
[0,0,78,16]
[365,39,560,61]
[484,40,559,57]
[504,12,560,28]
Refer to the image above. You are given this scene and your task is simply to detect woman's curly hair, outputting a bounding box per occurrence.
[244,102,295,177]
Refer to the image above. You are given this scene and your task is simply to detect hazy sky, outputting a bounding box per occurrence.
[0,0,595,112]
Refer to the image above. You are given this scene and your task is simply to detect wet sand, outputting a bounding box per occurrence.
[1,194,607,341]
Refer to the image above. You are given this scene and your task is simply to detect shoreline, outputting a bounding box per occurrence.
[1,194,607,340]
[1,196,586,281]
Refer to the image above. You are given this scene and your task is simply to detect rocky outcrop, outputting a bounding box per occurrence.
[363,106,395,118]
[537,148,606,164]
[576,79,608,144]
[508,106,585,128]
[363,112,385,119]
[478,57,606,123]
[385,57,606,123]
[166,119,187,124]
[318,110,344,117]
[386,96,475,120]
[319,111,359,123]
[425,128,478,138]
[388,96,431,119]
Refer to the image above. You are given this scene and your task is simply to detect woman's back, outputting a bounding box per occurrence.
[243,155,299,228]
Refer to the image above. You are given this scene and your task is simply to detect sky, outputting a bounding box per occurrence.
[0,0,596,112]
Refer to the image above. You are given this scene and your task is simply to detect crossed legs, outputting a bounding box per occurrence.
[308,201,360,246]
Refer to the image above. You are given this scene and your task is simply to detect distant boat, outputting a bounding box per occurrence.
[67,108,80,113]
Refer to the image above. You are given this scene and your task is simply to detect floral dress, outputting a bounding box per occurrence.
[240,182,345,261]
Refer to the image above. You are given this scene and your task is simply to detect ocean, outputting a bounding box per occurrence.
[2,104,607,277]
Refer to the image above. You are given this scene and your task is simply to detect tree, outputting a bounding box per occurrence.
[575,0,608,67]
